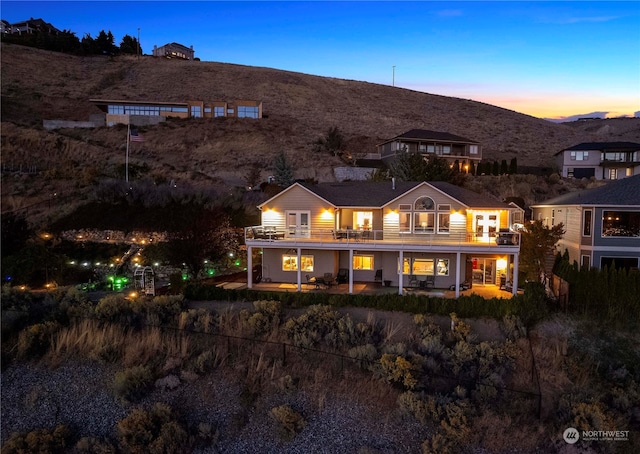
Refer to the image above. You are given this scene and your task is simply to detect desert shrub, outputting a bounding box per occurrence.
[270,405,305,440]
[95,294,136,323]
[378,353,421,390]
[141,295,185,326]
[72,436,116,453]
[17,321,61,359]
[398,391,448,424]
[113,365,155,402]
[117,403,189,454]
[500,314,526,340]
[422,399,474,454]
[347,343,378,367]
[178,308,218,333]
[283,305,341,348]
[1,424,71,454]
[414,314,442,340]
[193,349,220,374]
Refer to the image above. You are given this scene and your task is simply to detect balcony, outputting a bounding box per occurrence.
[245,227,520,251]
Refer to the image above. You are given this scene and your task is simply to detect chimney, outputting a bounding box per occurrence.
[392,177,396,190]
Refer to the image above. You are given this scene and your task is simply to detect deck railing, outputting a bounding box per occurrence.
[245,226,520,248]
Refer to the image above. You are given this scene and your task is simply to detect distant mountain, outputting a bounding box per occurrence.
[544,112,638,123]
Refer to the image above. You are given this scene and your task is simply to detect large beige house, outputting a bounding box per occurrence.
[245,181,521,297]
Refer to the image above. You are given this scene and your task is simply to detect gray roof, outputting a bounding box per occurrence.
[381,129,478,145]
[300,181,509,209]
[554,142,640,156]
[533,174,640,206]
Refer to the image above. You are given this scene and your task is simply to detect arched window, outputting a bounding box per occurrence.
[414,197,435,233]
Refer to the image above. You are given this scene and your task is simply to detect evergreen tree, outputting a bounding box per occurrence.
[492,161,500,175]
[469,160,476,176]
[519,220,565,281]
[273,151,294,187]
[120,34,142,55]
[500,159,508,175]
[508,157,518,174]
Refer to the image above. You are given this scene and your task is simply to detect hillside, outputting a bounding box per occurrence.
[2,43,640,226]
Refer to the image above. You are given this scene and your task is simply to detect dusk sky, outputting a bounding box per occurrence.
[2,1,639,120]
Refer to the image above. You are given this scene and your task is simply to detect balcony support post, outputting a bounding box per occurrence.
[247,246,253,289]
[455,252,461,298]
[398,250,404,295]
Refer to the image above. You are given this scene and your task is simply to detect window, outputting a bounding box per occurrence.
[602,211,640,237]
[204,107,211,113]
[427,145,435,154]
[415,212,435,233]
[567,167,574,178]
[415,197,435,210]
[238,106,259,118]
[190,105,202,118]
[570,151,589,161]
[551,209,555,225]
[412,259,434,275]
[442,145,451,154]
[282,254,314,272]
[608,168,618,180]
[436,259,449,276]
[419,144,426,152]
[354,211,373,230]
[353,255,374,270]
[626,168,633,177]
[214,106,225,117]
[227,108,235,115]
[583,210,592,236]
[513,211,523,223]
[469,145,479,155]
[399,212,411,233]
[581,255,591,270]
[438,213,450,233]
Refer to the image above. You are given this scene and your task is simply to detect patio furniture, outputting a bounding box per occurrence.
[306,274,319,289]
[252,227,284,240]
[323,273,337,288]
[337,268,349,284]
[374,269,383,284]
[408,275,419,288]
[425,275,435,289]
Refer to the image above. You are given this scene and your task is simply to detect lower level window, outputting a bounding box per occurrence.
[353,255,374,270]
[282,254,314,272]
[437,259,449,276]
[411,258,434,275]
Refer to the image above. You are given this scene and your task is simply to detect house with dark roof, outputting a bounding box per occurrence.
[244,181,521,296]
[377,129,482,170]
[554,142,640,180]
[531,175,640,270]
[152,42,195,60]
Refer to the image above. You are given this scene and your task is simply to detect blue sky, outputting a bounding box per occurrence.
[2,1,639,119]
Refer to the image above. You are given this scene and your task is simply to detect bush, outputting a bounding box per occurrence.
[1,424,71,454]
[17,321,61,359]
[72,436,116,453]
[270,405,305,440]
[113,365,155,402]
[117,403,189,454]
[95,294,135,323]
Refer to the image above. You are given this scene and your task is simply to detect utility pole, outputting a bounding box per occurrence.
[392,66,395,87]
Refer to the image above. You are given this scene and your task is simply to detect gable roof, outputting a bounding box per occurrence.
[532,174,640,207]
[292,181,509,209]
[554,142,640,156]
[379,129,478,146]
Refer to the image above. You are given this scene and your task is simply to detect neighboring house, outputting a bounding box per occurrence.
[7,18,59,35]
[152,42,195,60]
[244,180,521,297]
[1,20,12,35]
[377,129,482,169]
[554,142,640,180]
[90,98,263,126]
[531,175,640,270]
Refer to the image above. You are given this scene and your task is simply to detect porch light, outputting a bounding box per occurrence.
[321,209,334,220]
[496,258,507,270]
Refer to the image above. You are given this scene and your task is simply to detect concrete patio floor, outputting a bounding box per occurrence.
[213,280,516,299]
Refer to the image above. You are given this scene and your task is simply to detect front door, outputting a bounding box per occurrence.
[286,211,310,238]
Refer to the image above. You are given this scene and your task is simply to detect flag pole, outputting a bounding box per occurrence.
[126,122,130,183]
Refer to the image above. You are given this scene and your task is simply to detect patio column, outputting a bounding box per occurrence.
[512,252,519,296]
[247,246,253,289]
[398,250,404,295]
[455,252,461,298]
[296,248,302,292]
[348,249,354,294]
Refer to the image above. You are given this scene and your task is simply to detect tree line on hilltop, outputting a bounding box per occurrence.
[1,25,142,57]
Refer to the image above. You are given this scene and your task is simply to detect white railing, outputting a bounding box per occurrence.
[245,226,520,248]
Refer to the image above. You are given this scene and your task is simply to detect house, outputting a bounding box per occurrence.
[90,98,263,126]
[152,42,195,60]
[554,142,640,180]
[531,174,640,270]
[377,129,482,169]
[7,18,59,36]
[244,180,521,297]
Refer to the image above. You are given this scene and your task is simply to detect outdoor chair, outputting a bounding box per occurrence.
[374,269,383,284]
[337,268,349,284]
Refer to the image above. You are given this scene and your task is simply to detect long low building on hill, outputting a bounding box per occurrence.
[90,98,263,126]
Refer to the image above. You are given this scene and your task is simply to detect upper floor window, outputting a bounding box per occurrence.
[602,211,640,237]
[469,145,479,155]
[583,210,592,236]
[570,151,589,161]
[190,105,202,118]
[214,107,225,117]
[602,152,625,162]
